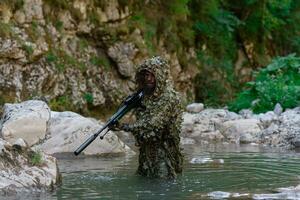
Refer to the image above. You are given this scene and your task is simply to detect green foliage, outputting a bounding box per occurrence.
[78,38,89,52]
[45,49,86,72]
[89,55,110,70]
[54,21,64,32]
[49,96,75,111]
[0,22,14,38]
[83,93,93,104]
[44,0,69,10]
[228,54,300,113]
[26,21,40,41]
[22,44,34,56]
[0,0,24,11]
[30,151,43,166]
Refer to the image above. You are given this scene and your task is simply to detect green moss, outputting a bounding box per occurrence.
[49,95,75,112]
[44,0,69,10]
[54,20,64,32]
[0,0,24,11]
[83,93,93,104]
[89,55,110,70]
[22,44,34,56]
[29,151,43,166]
[26,21,40,41]
[0,22,14,38]
[45,49,86,72]
[78,38,89,52]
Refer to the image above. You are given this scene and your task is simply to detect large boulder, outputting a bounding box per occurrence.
[181,108,241,143]
[186,103,204,113]
[0,138,60,194]
[260,107,300,148]
[38,111,133,156]
[217,119,261,144]
[0,100,50,146]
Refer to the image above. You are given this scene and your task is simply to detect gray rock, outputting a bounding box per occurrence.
[274,103,283,115]
[186,103,204,113]
[239,109,253,119]
[38,111,134,156]
[0,138,60,193]
[208,191,231,199]
[180,137,196,145]
[255,111,278,128]
[23,0,44,23]
[108,42,137,78]
[0,100,50,146]
[260,108,300,148]
[13,138,28,148]
[218,119,261,144]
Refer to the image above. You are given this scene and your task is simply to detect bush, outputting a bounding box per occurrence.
[228,54,300,113]
[30,151,43,166]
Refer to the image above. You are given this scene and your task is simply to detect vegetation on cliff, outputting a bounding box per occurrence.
[0,0,299,115]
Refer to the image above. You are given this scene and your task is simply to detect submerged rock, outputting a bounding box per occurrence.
[0,138,60,194]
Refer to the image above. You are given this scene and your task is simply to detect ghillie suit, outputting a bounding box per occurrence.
[127,56,183,178]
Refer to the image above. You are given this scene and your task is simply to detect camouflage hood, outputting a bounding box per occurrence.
[135,56,171,98]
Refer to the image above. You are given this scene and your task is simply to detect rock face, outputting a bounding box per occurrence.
[38,111,133,156]
[0,138,60,193]
[0,0,196,113]
[182,103,300,149]
[0,100,50,146]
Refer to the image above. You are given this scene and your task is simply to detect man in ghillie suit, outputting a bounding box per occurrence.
[121,56,183,178]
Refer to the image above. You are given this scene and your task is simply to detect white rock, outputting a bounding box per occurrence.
[208,191,231,199]
[13,138,28,148]
[38,111,134,156]
[0,100,50,146]
[23,0,44,23]
[239,109,253,119]
[180,137,196,145]
[186,103,204,113]
[274,103,283,115]
[0,138,59,193]
[218,119,261,144]
[190,157,213,164]
[256,111,278,127]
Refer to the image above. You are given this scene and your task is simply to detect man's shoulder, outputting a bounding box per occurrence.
[162,87,182,105]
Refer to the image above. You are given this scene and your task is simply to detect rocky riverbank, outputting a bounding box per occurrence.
[0,100,299,194]
[182,103,300,149]
[0,138,60,194]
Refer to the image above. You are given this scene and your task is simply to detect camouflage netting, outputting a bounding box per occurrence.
[127,56,183,178]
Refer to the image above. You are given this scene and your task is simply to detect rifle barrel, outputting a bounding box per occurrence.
[74,125,107,156]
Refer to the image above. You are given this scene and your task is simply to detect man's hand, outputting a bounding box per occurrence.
[120,123,131,132]
[109,122,121,131]
[109,122,131,132]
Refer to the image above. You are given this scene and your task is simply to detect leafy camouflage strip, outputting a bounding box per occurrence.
[128,56,183,178]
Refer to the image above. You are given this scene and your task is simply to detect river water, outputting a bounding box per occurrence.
[53,143,300,200]
[5,143,300,199]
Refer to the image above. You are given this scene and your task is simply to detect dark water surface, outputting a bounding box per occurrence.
[4,144,300,199]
